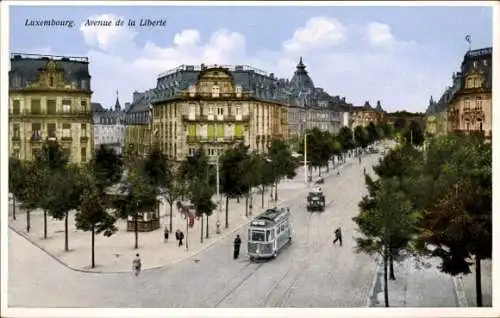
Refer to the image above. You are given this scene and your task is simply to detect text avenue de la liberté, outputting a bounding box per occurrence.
[25,18,167,28]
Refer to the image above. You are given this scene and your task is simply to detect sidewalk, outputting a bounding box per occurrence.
[457,259,492,307]
[8,162,348,273]
[369,256,461,307]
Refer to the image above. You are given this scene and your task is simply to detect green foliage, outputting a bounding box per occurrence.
[189,183,216,218]
[220,143,251,198]
[75,187,118,237]
[393,117,408,133]
[17,161,45,212]
[90,145,124,192]
[336,127,355,151]
[114,170,158,220]
[354,125,370,149]
[268,139,297,181]
[9,158,24,200]
[403,121,425,147]
[142,145,170,188]
[366,122,380,144]
[34,141,69,170]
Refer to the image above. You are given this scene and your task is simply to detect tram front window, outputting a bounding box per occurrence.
[250,230,266,242]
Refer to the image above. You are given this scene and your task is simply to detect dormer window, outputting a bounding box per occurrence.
[189,84,196,97]
[235,85,242,97]
[483,59,488,66]
[212,85,220,97]
[473,60,478,68]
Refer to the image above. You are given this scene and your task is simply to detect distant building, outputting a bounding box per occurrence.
[9,53,93,163]
[124,90,156,158]
[151,66,288,161]
[447,47,492,138]
[351,101,385,128]
[92,91,126,155]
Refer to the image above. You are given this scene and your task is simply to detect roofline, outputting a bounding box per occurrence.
[11,53,89,63]
[157,64,272,79]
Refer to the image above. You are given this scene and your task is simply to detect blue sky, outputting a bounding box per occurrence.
[9,4,493,112]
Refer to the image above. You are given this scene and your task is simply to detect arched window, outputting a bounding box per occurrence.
[212,85,220,97]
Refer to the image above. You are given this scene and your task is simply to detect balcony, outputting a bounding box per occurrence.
[182,114,250,122]
[186,136,245,144]
[80,136,89,144]
[181,92,250,100]
[30,136,43,143]
[11,136,21,142]
[61,136,73,143]
[9,109,91,119]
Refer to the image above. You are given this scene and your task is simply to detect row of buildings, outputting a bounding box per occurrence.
[8,54,387,164]
[425,47,492,139]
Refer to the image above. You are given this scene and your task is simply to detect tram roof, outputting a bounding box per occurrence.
[251,207,290,227]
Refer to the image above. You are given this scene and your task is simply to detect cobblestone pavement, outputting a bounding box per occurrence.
[8,149,394,308]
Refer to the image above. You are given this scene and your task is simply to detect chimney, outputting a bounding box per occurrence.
[342,97,346,102]
[133,91,141,103]
[201,63,207,71]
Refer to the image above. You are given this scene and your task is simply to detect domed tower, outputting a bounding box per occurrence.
[290,57,315,92]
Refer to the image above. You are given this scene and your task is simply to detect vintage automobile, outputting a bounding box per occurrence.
[307,191,325,211]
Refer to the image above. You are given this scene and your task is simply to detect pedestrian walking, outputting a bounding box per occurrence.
[178,230,184,247]
[333,227,343,246]
[358,157,361,164]
[132,253,142,276]
[233,234,242,259]
[164,227,169,242]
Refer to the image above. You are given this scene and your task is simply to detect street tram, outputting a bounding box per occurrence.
[247,207,292,260]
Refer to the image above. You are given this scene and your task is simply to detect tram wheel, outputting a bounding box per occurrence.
[273,251,277,258]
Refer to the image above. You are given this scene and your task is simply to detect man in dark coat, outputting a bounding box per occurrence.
[233,234,242,259]
[178,231,184,247]
[333,227,343,246]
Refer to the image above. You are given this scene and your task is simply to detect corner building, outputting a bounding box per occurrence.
[8,53,93,163]
[152,66,288,161]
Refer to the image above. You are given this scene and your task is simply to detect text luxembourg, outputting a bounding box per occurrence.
[25,19,74,28]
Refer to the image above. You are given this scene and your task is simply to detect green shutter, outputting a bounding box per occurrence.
[187,124,196,137]
[234,124,243,137]
[207,124,215,139]
[217,125,224,138]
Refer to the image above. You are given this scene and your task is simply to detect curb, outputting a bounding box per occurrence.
[452,275,469,307]
[365,255,382,307]
[9,160,350,275]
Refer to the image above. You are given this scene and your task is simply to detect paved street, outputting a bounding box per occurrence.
[9,153,379,307]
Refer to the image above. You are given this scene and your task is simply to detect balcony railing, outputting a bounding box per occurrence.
[9,109,91,118]
[80,136,89,143]
[180,91,251,100]
[186,136,244,144]
[182,114,250,122]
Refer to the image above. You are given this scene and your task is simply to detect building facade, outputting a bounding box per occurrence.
[92,93,126,155]
[152,67,288,161]
[9,53,93,163]
[124,90,156,157]
[446,47,492,138]
[351,101,385,128]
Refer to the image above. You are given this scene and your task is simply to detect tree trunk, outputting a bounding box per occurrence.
[236,197,240,203]
[200,214,204,243]
[389,248,396,280]
[169,202,173,233]
[475,255,483,307]
[205,214,209,239]
[185,216,189,251]
[26,209,31,233]
[43,210,48,239]
[384,246,390,307]
[274,182,278,202]
[91,225,95,268]
[225,196,229,229]
[134,213,139,249]
[261,186,265,208]
[64,211,69,251]
[245,195,249,217]
[12,197,16,220]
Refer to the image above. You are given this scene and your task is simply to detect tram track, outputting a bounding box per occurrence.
[260,210,325,307]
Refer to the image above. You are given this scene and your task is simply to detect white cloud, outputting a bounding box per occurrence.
[365,22,416,50]
[36,16,450,112]
[80,14,137,53]
[283,17,346,52]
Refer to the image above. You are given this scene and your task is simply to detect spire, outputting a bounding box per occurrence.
[297,56,306,70]
[114,89,121,111]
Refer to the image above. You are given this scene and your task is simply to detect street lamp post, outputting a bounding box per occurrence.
[304,132,308,184]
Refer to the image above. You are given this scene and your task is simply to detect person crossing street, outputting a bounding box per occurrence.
[233,234,242,259]
[333,227,343,246]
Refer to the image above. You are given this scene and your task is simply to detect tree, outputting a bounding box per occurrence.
[354,125,370,149]
[31,141,70,239]
[8,158,23,220]
[403,121,425,147]
[220,144,249,228]
[414,133,491,307]
[16,161,44,233]
[241,151,262,217]
[114,169,158,249]
[267,139,296,200]
[189,180,216,243]
[48,164,88,251]
[90,145,124,192]
[336,126,355,155]
[353,177,420,307]
[75,186,118,268]
[164,168,183,233]
[298,128,324,176]
[366,122,380,144]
